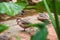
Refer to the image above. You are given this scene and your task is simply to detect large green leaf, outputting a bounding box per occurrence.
[0,24,9,33]
[0,2,27,16]
[31,28,48,40]
[30,23,48,40]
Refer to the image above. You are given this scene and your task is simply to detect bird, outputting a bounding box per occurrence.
[16,18,31,31]
[37,13,51,24]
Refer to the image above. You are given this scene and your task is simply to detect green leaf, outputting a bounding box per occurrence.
[0,24,9,33]
[0,2,27,16]
[43,0,60,39]
[43,0,56,28]
[31,23,48,40]
[26,1,46,12]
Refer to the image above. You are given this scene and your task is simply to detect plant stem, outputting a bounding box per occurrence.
[43,0,60,40]
[52,0,60,40]
[43,0,56,27]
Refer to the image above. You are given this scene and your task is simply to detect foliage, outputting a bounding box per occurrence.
[0,1,27,16]
[43,0,60,40]
[29,19,49,40]
[44,0,60,14]
[31,23,48,40]
[43,0,56,27]
[26,1,46,12]
[0,0,60,40]
[0,24,9,33]
[26,0,60,14]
